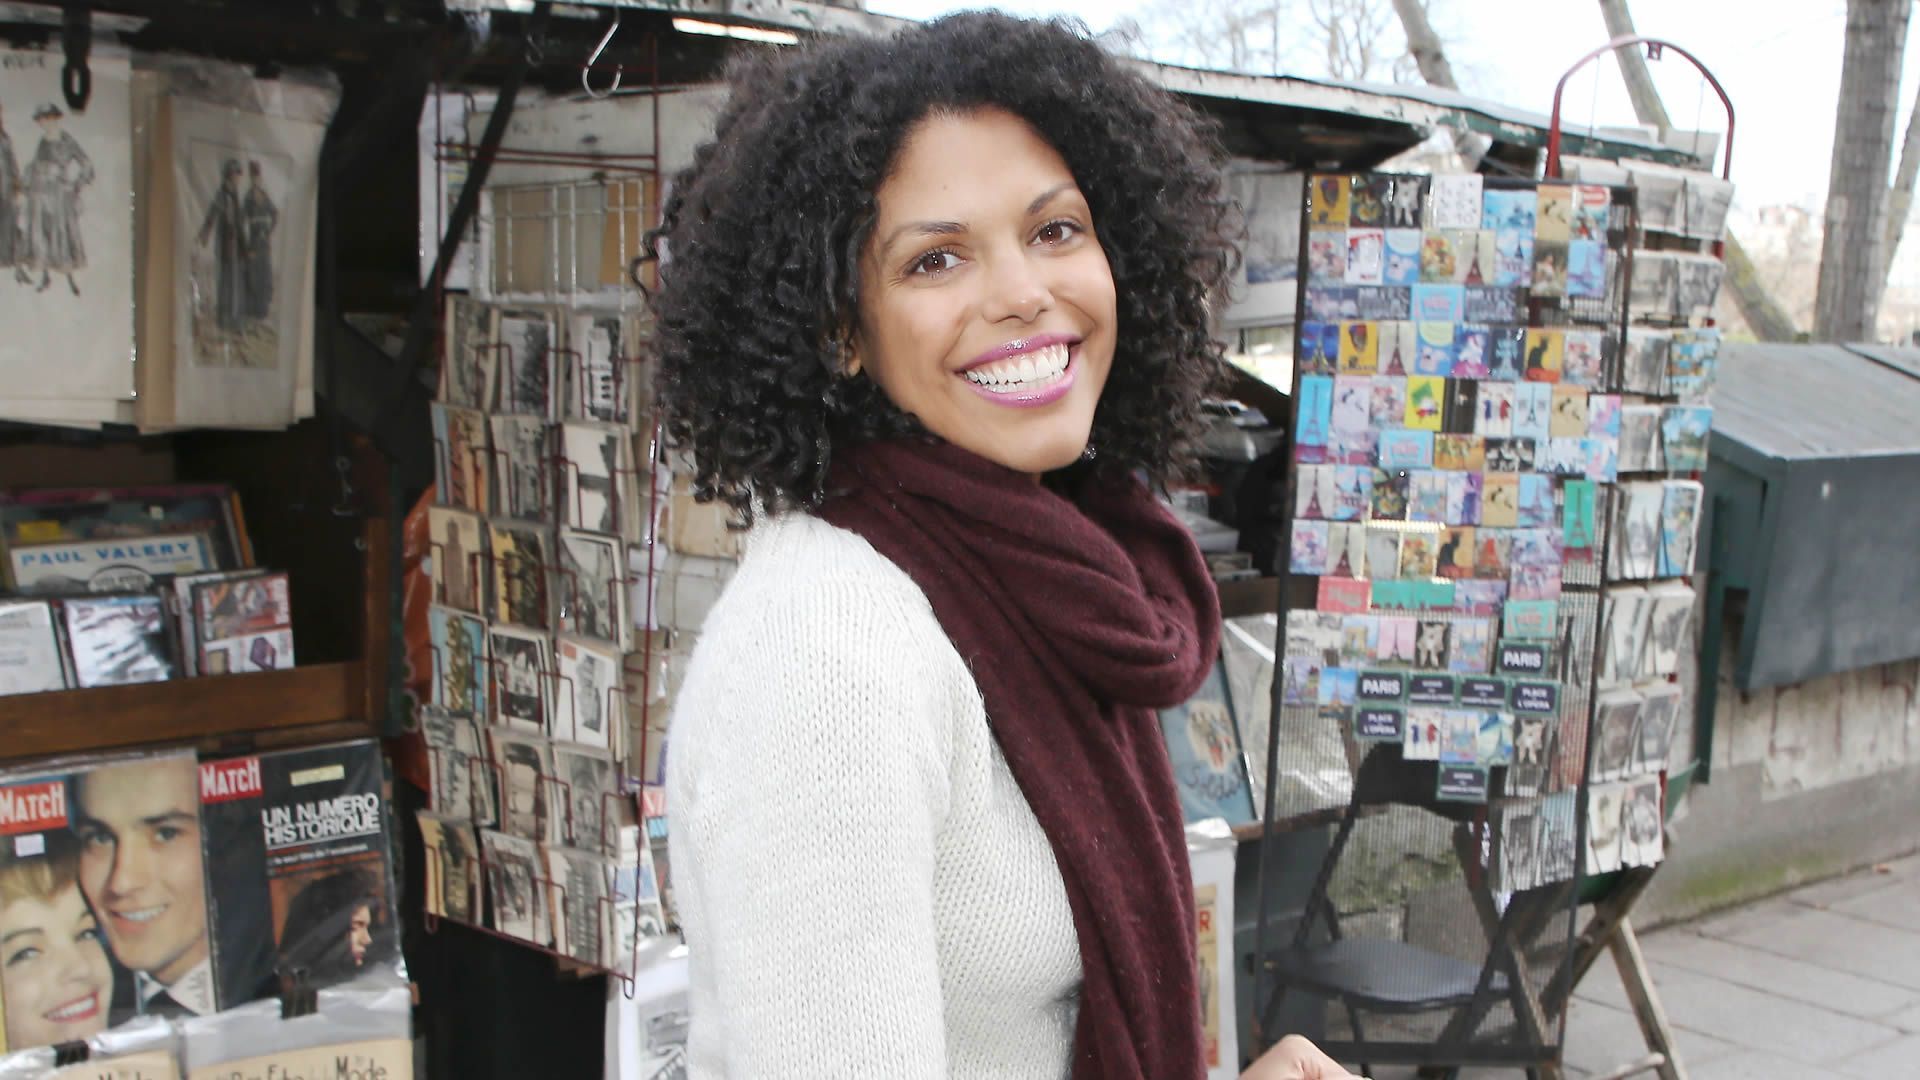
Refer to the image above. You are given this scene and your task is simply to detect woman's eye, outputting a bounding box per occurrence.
[1036,220,1080,245]
[5,946,39,968]
[912,250,958,276]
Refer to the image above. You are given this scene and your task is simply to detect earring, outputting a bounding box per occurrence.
[1081,443,1098,462]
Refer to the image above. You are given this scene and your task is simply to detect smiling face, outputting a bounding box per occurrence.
[1,880,113,1049]
[854,107,1117,476]
[73,760,209,987]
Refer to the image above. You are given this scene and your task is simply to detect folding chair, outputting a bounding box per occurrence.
[1258,743,1569,1079]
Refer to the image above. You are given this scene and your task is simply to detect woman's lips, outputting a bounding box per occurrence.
[44,990,99,1024]
[960,343,1077,408]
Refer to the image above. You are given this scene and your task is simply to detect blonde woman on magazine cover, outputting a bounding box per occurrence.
[651,13,1354,1080]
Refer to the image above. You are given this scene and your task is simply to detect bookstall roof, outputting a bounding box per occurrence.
[446,0,1700,171]
[1705,343,1920,691]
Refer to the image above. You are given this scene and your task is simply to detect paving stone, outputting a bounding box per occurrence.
[1836,1033,1920,1077]
[1647,931,1916,1019]
[1717,906,1920,993]
[1687,1050,1849,1079]
[1608,963,1899,1061]
[1825,882,1920,933]
[1783,864,1910,910]
[1884,1001,1920,1033]
[1688,897,1803,942]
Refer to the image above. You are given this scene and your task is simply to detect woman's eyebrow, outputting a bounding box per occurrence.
[877,181,1079,256]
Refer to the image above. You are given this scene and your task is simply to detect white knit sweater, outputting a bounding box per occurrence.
[667,512,1083,1079]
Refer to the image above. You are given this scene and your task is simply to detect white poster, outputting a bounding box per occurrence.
[167,97,323,427]
[0,48,134,402]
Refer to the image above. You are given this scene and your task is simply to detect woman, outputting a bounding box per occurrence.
[654,14,1352,1080]
[278,866,386,986]
[0,831,115,1050]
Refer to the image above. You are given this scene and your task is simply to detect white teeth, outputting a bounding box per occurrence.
[965,344,1071,391]
[117,905,165,923]
[46,995,94,1021]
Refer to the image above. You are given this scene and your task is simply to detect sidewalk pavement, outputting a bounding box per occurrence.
[1555,851,1920,1079]
[1369,852,1920,1079]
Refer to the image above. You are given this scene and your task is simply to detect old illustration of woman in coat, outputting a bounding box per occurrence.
[0,104,20,275]
[23,104,92,295]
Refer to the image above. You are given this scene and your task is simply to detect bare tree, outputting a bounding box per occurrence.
[1596,0,1800,342]
[1882,84,1920,292]
[1813,0,1911,342]
[1129,0,1412,83]
[1388,0,1489,168]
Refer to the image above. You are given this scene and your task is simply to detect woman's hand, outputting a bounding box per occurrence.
[1240,1034,1361,1079]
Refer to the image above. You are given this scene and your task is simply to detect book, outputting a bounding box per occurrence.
[0,750,215,1029]
[62,594,175,687]
[1159,659,1256,828]
[488,624,552,734]
[0,484,250,574]
[479,829,549,946]
[191,572,293,676]
[10,534,214,594]
[0,599,66,695]
[199,741,392,1010]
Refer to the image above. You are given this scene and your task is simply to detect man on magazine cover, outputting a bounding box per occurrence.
[70,757,215,1015]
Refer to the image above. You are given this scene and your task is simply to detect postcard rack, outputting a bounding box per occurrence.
[1247,171,1663,1071]
[0,515,389,763]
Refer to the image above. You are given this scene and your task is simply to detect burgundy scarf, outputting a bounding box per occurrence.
[818,439,1220,1080]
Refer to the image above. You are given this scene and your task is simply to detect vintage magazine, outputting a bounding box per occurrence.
[62,593,175,687]
[426,605,488,719]
[191,571,293,675]
[489,729,561,845]
[0,598,66,695]
[0,750,214,1034]
[10,533,214,593]
[426,506,487,615]
[198,740,392,1011]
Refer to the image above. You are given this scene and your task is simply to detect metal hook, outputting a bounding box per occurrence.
[583,13,623,99]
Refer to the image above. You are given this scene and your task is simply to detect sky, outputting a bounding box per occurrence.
[864,0,1879,216]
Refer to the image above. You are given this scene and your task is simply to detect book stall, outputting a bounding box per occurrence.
[0,7,412,1080]
[0,2,1743,1075]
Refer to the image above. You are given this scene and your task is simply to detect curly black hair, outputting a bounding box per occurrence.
[646,12,1238,521]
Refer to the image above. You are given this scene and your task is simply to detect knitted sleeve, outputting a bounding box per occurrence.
[670,576,958,1077]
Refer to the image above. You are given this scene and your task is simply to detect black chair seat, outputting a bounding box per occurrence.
[1267,938,1511,1013]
